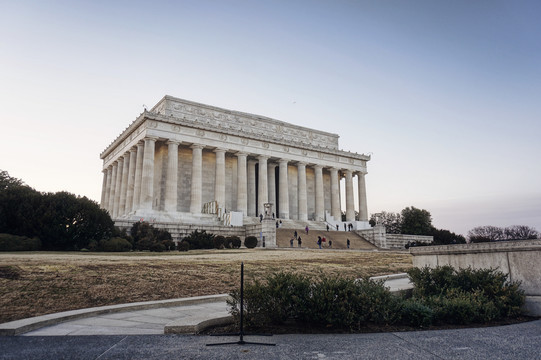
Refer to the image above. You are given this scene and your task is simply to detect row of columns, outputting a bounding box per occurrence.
[101,137,368,221]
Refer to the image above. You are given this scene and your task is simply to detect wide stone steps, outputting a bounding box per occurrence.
[276,228,376,250]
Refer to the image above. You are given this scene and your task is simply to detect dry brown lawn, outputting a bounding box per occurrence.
[0,249,412,324]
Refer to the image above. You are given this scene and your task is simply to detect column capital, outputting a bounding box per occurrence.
[144,136,159,142]
[190,143,204,150]
[129,146,137,154]
[235,151,248,158]
[257,154,269,160]
[278,158,289,165]
[214,148,227,154]
[166,139,181,145]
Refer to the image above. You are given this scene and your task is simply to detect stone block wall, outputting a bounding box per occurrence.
[115,220,245,243]
[386,234,433,249]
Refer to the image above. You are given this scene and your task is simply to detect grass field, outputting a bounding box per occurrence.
[0,249,412,324]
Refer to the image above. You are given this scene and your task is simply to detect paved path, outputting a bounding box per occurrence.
[22,301,230,336]
[2,320,541,359]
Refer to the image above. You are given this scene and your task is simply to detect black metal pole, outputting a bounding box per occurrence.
[206,262,274,346]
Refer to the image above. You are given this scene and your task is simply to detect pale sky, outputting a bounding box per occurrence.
[1,1,540,236]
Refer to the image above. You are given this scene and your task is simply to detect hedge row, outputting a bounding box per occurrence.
[228,266,525,331]
[0,233,41,251]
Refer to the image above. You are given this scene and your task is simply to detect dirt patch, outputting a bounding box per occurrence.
[0,249,412,324]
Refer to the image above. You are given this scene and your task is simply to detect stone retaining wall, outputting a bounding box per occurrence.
[410,239,541,316]
[115,220,246,242]
[356,226,433,249]
[386,234,433,249]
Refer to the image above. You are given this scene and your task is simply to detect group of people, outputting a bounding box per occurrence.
[325,223,355,231]
[289,229,351,250]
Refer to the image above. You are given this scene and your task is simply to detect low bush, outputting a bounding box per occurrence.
[230,236,241,249]
[229,266,526,331]
[399,299,434,327]
[407,266,525,324]
[244,236,258,248]
[228,272,400,331]
[150,242,166,252]
[99,237,132,252]
[0,233,41,251]
[183,230,215,249]
[161,239,176,251]
[213,235,226,249]
[178,241,189,252]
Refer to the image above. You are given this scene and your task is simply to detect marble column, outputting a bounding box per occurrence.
[108,162,117,213]
[258,155,268,217]
[104,166,112,212]
[125,147,137,214]
[100,169,107,209]
[314,165,324,221]
[190,144,203,213]
[119,152,130,216]
[357,171,368,221]
[267,163,276,212]
[330,167,341,220]
[140,137,157,210]
[345,169,355,221]
[278,159,289,219]
[132,141,144,211]
[297,162,308,221]
[247,159,256,217]
[236,152,247,215]
[214,148,226,208]
[165,140,179,212]
[112,157,123,217]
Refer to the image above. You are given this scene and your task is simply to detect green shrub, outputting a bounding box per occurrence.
[99,237,132,252]
[0,233,41,251]
[213,235,226,249]
[135,236,154,251]
[244,236,258,248]
[150,242,166,252]
[178,241,189,252]
[228,272,400,331]
[399,299,434,327]
[161,239,176,251]
[230,236,241,249]
[183,230,215,249]
[407,266,525,322]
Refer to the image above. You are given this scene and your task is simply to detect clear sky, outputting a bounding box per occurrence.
[1,1,540,236]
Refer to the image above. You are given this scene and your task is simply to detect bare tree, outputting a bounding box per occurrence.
[467,226,505,243]
[504,225,539,240]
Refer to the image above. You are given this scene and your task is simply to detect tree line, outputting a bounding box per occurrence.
[0,170,174,251]
[370,206,538,244]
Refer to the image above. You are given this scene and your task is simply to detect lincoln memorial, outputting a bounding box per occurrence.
[99,95,370,237]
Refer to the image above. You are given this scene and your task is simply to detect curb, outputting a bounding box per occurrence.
[0,294,230,336]
[164,315,234,334]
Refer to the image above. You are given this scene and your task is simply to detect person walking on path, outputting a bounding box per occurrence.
[305,226,309,234]
[297,236,302,248]
[336,224,339,231]
[294,230,297,239]
[328,240,332,248]
[317,237,322,249]
[347,238,350,249]
[290,238,294,247]
[326,224,329,231]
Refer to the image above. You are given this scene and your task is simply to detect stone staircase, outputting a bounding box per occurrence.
[276,227,377,250]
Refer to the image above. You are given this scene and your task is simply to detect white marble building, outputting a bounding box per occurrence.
[100,95,370,228]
